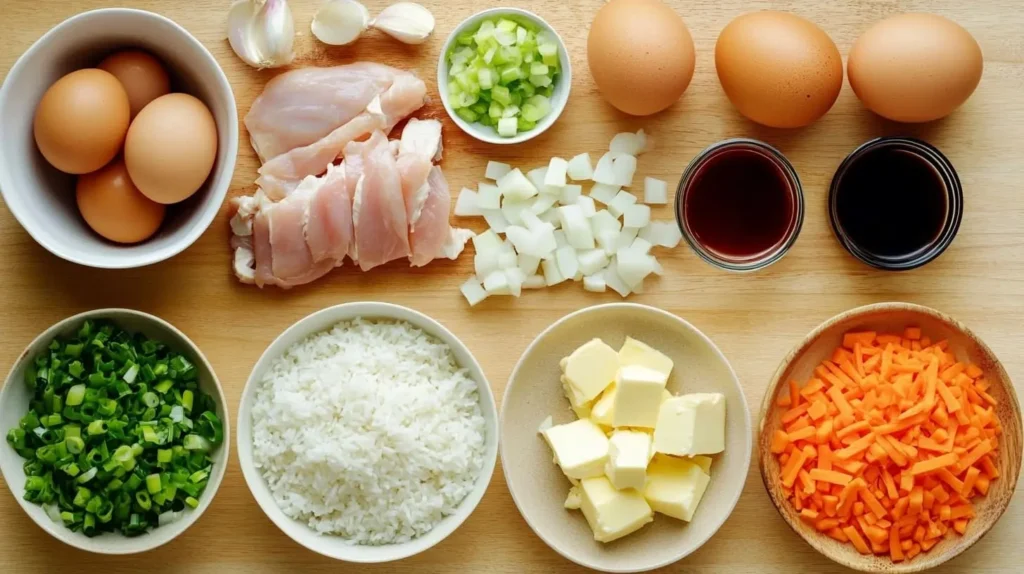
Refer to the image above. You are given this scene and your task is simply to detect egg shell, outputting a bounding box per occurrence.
[76,157,165,244]
[588,0,695,116]
[33,68,131,174]
[99,49,171,119]
[125,93,218,205]
[715,11,843,128]
[848,13,983,123]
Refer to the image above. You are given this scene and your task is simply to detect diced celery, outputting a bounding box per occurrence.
[519,81,536,97]
[524,51,535,64]
[489,101,504,119]
[479,114,495,127]
[497,117,518,137]
[539,85,554,98]
[502,105,520,118]
[526,95,551,119]
[529,74,552,88]
[500,66,522,85]
[538,43,558,57]
[495,29,516,47]
[474,20,495,45]
[542,53,558,67]
[517,117,536,131]
[510,91,523,106]
[450,62,466,76]
[521,103,540,122]
[456,107,480,123]
[470,101,488,115]
[457,32,475,46]
[478,68,494,89]
[516,27,528,45]
[497,19,518,33]
[483,47,496,64]
[491,84,511,105]
[530,62,549,76]
[502,46,522,66]
[448,82,463,97]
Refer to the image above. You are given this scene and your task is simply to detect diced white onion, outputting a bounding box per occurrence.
[555,246,579,279]
[596,229,620,256]
[611,154,637,187]
[589,183,619,205]
[481,208,509,233]
[592,152,618,185]
[560,184,582,205]
[617,226,641,250]
[461,277,488,306]
[538,209,561,228]
[472,229,502,254]
[623,203,651,228]
[454,188,482,216]
[557,205,596,249]
[527,166,548,190]
[575,195,596,218]
[523,274,546,289]
[603,260,632,297]
[518,253,541,276]
[485,161,512,181]
[643,177,668,205]
[477,182,501,209]
[484,269,511,295]
[498,168,538,200]
[577,248,609,275]
[609,130,647,156]
[607,190,638,218]
[567,153,594,180]
[505,268,525,297]
[616,247,657,288]
[498,250,517,269]
[639,220,683,248]
[501,197,531,225]
[583,274,606,293]
[545,157,568,188]
[542,258,566,286]
[553,229,568,248]
[530,193,559,215]
[631,237,653,254]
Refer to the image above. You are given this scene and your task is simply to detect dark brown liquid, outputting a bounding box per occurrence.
[683,148,797,260]
[834,147,948,259]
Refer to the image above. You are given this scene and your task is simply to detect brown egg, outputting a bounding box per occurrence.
[98,49,171,119]
[33,69,130,174]
[124,93,218,204]
[848,14,983,123]
[588,0,695,116]
[77,157,165,244]
[716,11,843,128]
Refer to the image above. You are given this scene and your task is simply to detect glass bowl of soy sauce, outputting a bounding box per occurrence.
[829,137,963,271]
[675,138,805,272]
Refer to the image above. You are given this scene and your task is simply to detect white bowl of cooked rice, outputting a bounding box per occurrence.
[236,302,499,563]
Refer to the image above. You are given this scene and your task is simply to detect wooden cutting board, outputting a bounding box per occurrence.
[1,1,1022,572]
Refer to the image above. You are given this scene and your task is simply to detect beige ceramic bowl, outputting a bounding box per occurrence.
[758,302,1022,573]
[502,303,751,572]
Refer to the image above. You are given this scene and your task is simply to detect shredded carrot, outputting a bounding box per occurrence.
[770,328,1002,564]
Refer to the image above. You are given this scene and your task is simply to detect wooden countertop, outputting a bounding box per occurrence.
[1,1,1022,572]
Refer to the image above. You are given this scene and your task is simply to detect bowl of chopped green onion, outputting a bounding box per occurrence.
[438,8,571,144]
[0,309,228,553]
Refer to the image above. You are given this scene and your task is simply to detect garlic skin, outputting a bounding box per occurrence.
[228,0,296,69]
[311,0,371,46]
[371,2,435,45]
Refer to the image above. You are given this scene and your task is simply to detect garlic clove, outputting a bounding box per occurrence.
[371,2,435,45]
[311,0,371,46]
[228,0,296,69]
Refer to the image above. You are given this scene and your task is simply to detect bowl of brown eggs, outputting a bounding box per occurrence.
[0,8,237,268]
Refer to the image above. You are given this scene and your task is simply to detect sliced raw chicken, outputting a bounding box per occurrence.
[303,163,352,265]
[351,132,410,271]
[408,166,454,267]
[396,119,442,223]
[254,75,427,200]
[245,63,413,162]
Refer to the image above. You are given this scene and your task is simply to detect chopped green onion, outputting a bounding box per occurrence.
[145,473,162,494]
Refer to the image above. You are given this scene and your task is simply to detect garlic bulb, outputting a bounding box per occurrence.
[228,0,296,69]
[371,2,435,45]
[311,0,371,46]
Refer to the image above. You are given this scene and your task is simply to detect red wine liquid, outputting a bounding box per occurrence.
[683,148,797,261]
[834,147,948,259]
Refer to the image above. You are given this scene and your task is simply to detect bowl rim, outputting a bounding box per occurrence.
[757,301,1023,573]
[0,7,239,270]
[500,302,753,573]
[0,307,231,554]
[235,301,500,563]
[436,7,571,145]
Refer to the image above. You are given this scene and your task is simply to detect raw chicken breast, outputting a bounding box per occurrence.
[303,163,352,265]
[254,75,427,200]
[396,119,442,223]
[408,166,453,267]
[352,132,410,271]
[245,63,412,162]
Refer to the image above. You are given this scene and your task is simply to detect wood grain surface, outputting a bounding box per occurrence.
[1,1,1022,573]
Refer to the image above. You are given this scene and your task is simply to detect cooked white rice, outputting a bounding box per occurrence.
[251,318,486,545]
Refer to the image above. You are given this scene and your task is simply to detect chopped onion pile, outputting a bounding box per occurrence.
[457,130,681,306]
[446,17,561,137]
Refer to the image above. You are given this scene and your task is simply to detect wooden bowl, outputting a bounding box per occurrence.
[502,303,751,572]
[758,302,1022,573]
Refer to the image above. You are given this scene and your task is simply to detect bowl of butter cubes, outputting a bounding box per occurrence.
[500,303,752,572]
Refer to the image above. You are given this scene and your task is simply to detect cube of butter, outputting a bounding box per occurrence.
[579,476,654,542]
[654,393,726,456]
[612,365,668,428]
[562,339,620,403]
[605,430,652,491]
[565,485,582,510]
[561,375,593,419]
[541,419,609,479]
[590,383,617,427]
[618,336,674,377]
[644,454,710,522]
[689,455,713,475]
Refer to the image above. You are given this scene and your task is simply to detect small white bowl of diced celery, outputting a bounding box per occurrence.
[438,8,571,144]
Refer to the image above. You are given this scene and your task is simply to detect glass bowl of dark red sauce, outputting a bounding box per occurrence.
[829,137,963,271]
[675,139,804,272]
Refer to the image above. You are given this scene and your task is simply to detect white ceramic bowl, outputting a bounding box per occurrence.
[0,309,230,554]
[0,9,238,268]
[237,302,500,563]
[437,8,571,145]
[502,303,752,572]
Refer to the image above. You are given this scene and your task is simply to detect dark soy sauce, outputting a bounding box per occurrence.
[833,146,948,260]
[683,148,797,261]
